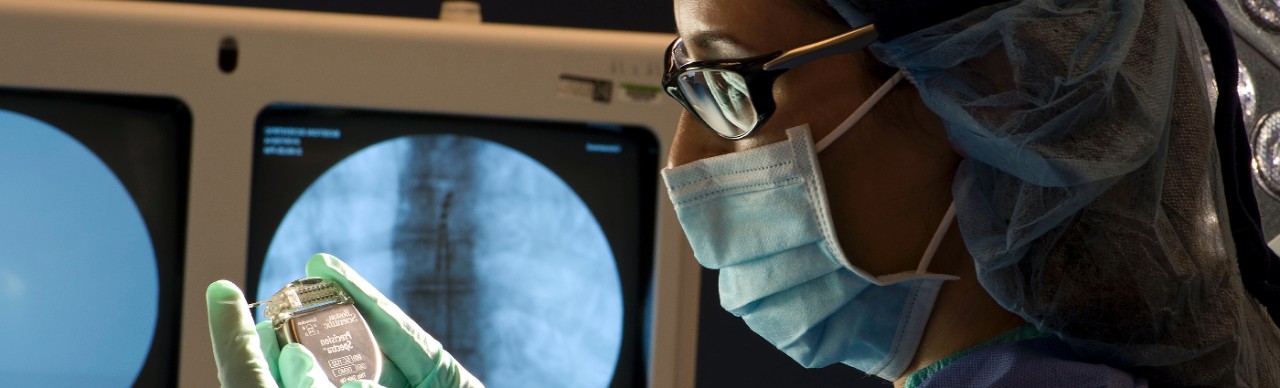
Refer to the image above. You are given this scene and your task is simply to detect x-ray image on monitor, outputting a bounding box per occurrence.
[248,105,657,387]
[0,88,189,387]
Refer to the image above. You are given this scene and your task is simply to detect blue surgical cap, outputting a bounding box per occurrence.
[825,0,1280,385]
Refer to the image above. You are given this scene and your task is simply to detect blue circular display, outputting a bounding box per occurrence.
[0,109,158,386]
[259,134,623,387]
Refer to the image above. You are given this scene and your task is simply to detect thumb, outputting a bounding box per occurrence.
[279,343,338,388]
[207,280,278,388]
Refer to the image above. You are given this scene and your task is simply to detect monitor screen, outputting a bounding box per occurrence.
[0,88,190,386]
[247,104,657,387]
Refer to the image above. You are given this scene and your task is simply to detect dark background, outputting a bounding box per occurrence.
[148,0,889,387]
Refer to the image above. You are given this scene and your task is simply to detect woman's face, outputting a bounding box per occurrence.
[669,0,962,276]
[668,0,865,165]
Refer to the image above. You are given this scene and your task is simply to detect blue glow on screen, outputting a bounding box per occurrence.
[257,134,624,387]
[0,110,158,385]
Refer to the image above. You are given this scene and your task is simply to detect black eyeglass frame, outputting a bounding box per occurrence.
[662,24,880,139]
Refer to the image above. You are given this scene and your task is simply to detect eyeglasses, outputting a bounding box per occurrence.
[662,24,879,140]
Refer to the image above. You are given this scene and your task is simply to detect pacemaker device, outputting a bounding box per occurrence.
[258,277,383,385]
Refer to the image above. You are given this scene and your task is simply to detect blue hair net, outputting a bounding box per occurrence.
[826,0,1280,385]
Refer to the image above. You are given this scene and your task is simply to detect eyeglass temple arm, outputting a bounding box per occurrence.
[763,24,878,71]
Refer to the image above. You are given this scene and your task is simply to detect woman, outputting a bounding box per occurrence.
[209,0,1280,386]
[659,0,1280,386]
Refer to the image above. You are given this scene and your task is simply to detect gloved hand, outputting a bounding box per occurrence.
[207,253,484,388]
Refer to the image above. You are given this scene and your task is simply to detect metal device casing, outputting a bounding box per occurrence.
[264,277,383,385]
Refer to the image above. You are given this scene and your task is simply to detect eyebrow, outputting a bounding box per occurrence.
[681,30,757,59]
[688,31,743,50]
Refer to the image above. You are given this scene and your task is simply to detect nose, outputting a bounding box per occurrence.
[667,112,734,168]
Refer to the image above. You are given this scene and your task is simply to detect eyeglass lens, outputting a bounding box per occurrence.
[676,69,758,138]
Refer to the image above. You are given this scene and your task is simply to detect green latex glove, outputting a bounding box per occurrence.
[207,253,483,388]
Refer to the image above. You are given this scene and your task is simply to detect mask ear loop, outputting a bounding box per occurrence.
[815,69,906,152]
[808,67,956,278]
[916,202,956,274]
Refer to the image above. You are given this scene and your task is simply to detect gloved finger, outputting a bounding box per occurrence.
[207,280,279,388]
[257,320,283,384]
[375,353,410,388]
[306,253,469,387]
[339,380,387,388]
[279,343,338,388]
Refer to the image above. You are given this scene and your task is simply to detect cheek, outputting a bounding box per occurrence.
[767,58,864,140]
[667,112,734,168]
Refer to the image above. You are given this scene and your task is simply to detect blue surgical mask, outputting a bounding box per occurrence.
[661,71,959,380]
